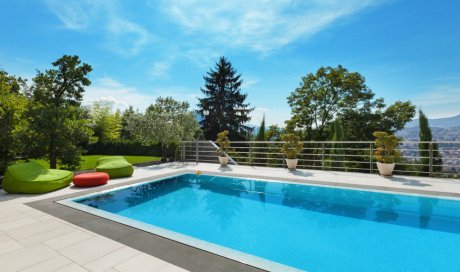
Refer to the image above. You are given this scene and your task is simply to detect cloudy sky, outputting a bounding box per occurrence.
[1,0,459,126]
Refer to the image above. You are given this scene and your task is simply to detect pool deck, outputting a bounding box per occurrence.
[1,162,459,272]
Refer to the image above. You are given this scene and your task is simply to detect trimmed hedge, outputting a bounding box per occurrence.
[85,141,177,158]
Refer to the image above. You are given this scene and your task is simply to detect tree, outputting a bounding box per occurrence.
[418,110,442,174]
[88,100,122,143]
[253,115,266,164]
[0,71,28,174]
[331,118,345,169]
[266,125,283,141]
[24,55,92,169]
[197,56,254,140]
[126,97,201,158]
[287,65,415,141]
[120,106,136,140]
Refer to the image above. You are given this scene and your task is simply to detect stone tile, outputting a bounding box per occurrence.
[54,263,90,272]
[0,235,23,255]
[0,244,59,272]
[0,217,39,231]
[43,230,94,250]
[19,225,76,245]
[5,218,70,241]
[157,264,190,272]
[114,253,170,272]
[59,236,123,265]
[20,255,72,272]
[83,246,139,272]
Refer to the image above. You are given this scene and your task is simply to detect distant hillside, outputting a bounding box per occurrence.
[405,114,460,128]
[397,126,460,141]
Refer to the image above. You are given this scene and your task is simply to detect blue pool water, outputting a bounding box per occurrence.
[74,174,460,271]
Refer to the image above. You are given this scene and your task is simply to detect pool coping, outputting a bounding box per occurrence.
[26,168,460,272]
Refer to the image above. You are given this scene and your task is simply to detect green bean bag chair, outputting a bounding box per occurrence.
[95,156,134,178]
[3,162,73,194]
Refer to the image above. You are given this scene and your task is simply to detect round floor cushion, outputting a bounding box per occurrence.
[73,172,109,187]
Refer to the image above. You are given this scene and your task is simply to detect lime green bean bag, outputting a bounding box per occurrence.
[95,156,134,178]
[3,162,73,194]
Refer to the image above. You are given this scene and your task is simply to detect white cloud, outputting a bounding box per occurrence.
[185,48,221,67]
[250,106,290,127]
[150,60,172,79]
[412,84,460,118]
[160,0,383,53]
[84,77,155,111]
[44,0,150,56]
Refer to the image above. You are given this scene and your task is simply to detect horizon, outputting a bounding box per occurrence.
[1,0,459,126]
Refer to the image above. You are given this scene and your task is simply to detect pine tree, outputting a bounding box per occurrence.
[197,57,254,140]
[253,115,266,165]
[255,115,266,141]
[419,110,442,175]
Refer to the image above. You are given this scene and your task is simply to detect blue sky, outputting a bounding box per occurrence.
[1,0,459,126]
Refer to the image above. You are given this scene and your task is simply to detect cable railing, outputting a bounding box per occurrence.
[177,140,460,178]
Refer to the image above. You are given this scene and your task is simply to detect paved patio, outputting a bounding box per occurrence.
[1,162,459,272]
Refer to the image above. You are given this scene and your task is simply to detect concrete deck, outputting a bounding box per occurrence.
[1,162,459,272]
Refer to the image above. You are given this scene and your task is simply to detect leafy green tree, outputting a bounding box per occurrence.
[266,125,283,141]
[88,100,122,143]
[23,55,92,169]
[126,97,201,158]
[197,56,254,140]
[120,106,136,140]
[418,110,442,174]
[0,71,28,174]
[287,65,415,141]
[331,118,345,169]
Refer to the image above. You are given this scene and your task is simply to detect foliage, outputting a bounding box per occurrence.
[252,116,267,164]
[266,125,283,141]
[287,65,415,141]
[22,55,93,169]
[125,97,200,158]
[330,118,345,169]
[88,100,122,143]
[418,110,443,173]
[255,115,266,141]
[216,130,231,157]
[0,71,28,175]
[197,56,254,140]
[281,133,304,159]
[85,140,172,157]
[120,106,136,140]
[373,131,400,164]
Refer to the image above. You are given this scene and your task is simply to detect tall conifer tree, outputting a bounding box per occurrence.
[419,110,442,174]
[197,57,253,140]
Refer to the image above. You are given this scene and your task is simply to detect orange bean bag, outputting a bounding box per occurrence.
[73,172,109,187]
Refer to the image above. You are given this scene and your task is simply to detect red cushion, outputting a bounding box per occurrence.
[73,172,109,187]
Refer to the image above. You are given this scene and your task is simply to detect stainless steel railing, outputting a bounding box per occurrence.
[177,140,460,178]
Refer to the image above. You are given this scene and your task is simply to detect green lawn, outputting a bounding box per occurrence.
[30,155,161,171]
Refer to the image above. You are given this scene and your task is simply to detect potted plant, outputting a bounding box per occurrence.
[373,131,401,176]
[281,133,304,170]
[216,130,231,166]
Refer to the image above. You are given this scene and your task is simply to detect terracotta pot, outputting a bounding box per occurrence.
[285,158,299,170]
[377,162,395,176]
[218,156,229,166]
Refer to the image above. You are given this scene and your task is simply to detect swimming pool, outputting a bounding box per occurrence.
[61,173,460,271]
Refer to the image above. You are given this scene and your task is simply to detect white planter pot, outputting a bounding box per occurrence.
[285,158,298,170]
[218,156,229,166]
[377,162,395,176]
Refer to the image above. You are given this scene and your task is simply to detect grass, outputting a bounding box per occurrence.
[30,155,161,171]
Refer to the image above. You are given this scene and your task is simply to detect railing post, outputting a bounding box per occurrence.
[370,143,373,173]
[249,142,253,166]
[195,141,199,164]
[321,142,325,170]
[429,142,433,177]
[181,142,185,162]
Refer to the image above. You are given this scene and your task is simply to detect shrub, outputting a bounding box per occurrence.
[281,133,304,159]
[373,131,400,164]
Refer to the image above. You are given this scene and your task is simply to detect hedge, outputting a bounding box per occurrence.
[85,141,177,158]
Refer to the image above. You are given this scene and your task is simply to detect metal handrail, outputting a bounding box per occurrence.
[178,140,460,178]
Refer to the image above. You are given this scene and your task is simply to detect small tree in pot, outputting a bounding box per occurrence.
[373,131,400,176]
[281,133,304,170]
[216,130,231,166]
